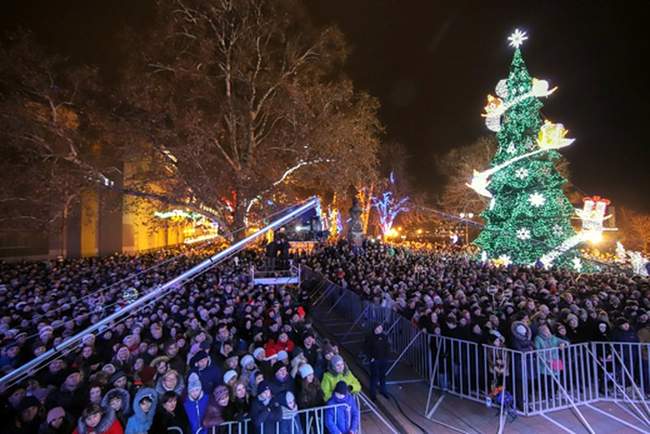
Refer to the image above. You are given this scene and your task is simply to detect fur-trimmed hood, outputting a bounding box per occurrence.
[101,387,130,415]
[75,406,117,434]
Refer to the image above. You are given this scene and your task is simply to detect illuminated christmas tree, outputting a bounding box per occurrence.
[469,30,580,267]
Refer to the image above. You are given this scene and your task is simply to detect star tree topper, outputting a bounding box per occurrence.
[508,29,528,48]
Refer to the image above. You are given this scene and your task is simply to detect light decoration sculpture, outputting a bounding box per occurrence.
[371,172,409,239]
[470,29,610,271]
[540,196,617,269]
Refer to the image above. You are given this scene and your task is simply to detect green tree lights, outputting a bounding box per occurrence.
[470,30,579,267]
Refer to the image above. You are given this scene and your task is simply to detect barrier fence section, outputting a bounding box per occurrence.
[303,266,430,382]
[303,266,650,423]
[213,403,352,434]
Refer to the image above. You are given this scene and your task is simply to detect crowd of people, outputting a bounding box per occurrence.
[0,245,362,434]
[307,241,650,351]
[307,240,650,404]
[2,235,650,432]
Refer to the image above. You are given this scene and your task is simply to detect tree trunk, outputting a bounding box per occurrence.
[233,201,247,241]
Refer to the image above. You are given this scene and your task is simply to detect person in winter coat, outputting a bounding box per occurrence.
[269,363,295,400]
[534,324,569,399]
[202,385,232,430]
[296,364,324,409]
[250,381,283,434]
[189,351,222,395]
[45,368,86,420]
[534,324,569,376]
[321,355,361,401]
[101,388,131,429]
[264,332,295,357]
[38,406,74,434]
[230,380,251,421]
[364,323,390,401]
[325,381,359,434]
[183,373,209,434]
[73,403,124,434]
[151,391,190,434]
[125,387,157,434]
[510,320,534,410]
[278,391,303,434]
[155,369,185,397]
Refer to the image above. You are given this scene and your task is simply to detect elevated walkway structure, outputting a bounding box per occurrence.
[250,262,301,285]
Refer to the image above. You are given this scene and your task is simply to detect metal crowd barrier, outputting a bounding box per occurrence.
[212,402,353,434]
[303,266,650,425]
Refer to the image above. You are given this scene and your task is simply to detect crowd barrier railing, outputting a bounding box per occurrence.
[302,266,650,422]
[213,402,353,434]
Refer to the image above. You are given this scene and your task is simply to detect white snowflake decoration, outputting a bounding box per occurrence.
[552,224,563,237]
[508,29,528,48]
[515,168,528,180]
[497,254,512,266]
[572,257,583,272]
[528,192,546,207]
[517,228,531,240]
[506,142,516,154]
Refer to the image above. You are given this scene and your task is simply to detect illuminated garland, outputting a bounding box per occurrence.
[471,29,584,269]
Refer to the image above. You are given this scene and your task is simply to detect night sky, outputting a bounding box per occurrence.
[4,1,650,211]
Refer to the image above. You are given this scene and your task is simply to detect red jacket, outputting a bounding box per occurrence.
[264,338,295,356]
[73,413,124,434]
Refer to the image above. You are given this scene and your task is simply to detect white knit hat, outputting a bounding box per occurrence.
[223,370,238,384]
[299,364,314,379]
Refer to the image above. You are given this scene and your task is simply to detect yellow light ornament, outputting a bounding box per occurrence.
[537,120,575,150]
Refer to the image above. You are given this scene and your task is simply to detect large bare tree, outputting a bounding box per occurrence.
[120,0,381,235]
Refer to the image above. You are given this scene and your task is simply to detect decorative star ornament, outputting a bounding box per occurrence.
[528,192,546,207]
[517,228,531,240]
[515,168,528,180]
[496,254,512,267]
[508,29,528,48]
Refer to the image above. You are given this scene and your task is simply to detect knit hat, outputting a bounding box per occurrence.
[110,371,127,385]
[240,355,255,368]
[102,363,116,375]
[257,380,271,395]
[46,406,65,424]
[188,372,202,393]
[18,396,40,413]
[276,350,289,362]
[274,362,288,375]
[330,354,344,367]
[515,324,527,336]
[223,370,238,384]
[334,380,348,395]
[190,351,209,367]
[253,347,265,359]
[299,364,314,379]
[213,385,229,401]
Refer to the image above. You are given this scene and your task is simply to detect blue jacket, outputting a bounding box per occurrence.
[250,396,283,434]
[125,387,158,434]
[183,391,209,434]
[190,357,223,395]
[325,393,359,434]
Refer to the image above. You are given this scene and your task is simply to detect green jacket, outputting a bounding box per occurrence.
[321,370,362,401]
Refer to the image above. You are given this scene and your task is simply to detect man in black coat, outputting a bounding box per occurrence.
[364,323,390,401]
